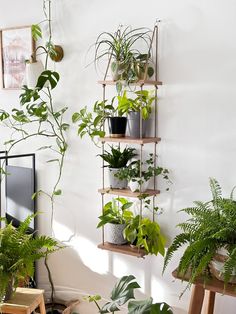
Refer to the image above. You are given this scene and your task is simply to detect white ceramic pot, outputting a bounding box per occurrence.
[129,179,149,192]
[109,168,128,189]
[106,223,127,245]
[25,61,44,89]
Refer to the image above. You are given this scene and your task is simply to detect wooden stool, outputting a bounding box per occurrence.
[0,287,46,314]
[173,269,236,314]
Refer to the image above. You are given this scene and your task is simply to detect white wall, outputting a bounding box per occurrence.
[1,0,236,313]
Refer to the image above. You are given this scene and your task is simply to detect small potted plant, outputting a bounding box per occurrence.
[163,178,236,291]
[86,275,173,313]
[134,53,155,80]
[97,198,133,245]
[124,208,166,256]
[98,145,136,189]
[115,153,170,192]
[72,96,128,145]
[118,90,156,138]
[0,214,61,302]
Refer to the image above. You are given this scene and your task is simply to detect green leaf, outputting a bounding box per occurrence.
[31,24,42,41]
[36,70,60,90]
[54,189,62,196]
[100,275,140,313]
[47,159,59,163]
[150,303,173,314]
[72,112,80,123]
[128,298,153,314]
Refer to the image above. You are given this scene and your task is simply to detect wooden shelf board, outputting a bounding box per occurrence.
[98,80,162,86]
[99,136,161,144]
[98,242,146,258]
[98,188,160,197]
[172,269,236,297]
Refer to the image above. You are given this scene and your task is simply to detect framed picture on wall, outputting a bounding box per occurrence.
[0,26,35,89]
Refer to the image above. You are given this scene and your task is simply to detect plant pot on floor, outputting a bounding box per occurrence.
[210,247,236,283]
[109,168,128,189]
[108,117,127,138]
[2,277,15,302]
[127,112,148,138]
[129,179,149,192]
[106,223,127,245]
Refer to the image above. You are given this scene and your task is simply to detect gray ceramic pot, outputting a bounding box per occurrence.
[109,168,128,189]
[127,111,148,138]
[106,223,127,245]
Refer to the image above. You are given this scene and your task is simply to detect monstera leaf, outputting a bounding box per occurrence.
[128,299,173,314]
[100,275,140,313]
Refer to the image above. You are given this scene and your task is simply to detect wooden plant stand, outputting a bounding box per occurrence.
[172,269,236,314]
[0,288,46,314]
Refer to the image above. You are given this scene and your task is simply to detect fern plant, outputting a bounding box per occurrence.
[0,214,61,302]
[163,178,236,290]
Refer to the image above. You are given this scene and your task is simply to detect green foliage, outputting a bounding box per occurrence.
[98,145,136,168]
[163,178,236,288]
[124,213,166,256]
[97,198,133,228]
[115,153,171,190]
[31,24,42,41]
[86,275,173,314]
[118,90,156,120]
[0,214,61,301]
[94,26,152,90]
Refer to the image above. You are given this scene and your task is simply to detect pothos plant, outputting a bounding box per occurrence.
[0,0,69,310]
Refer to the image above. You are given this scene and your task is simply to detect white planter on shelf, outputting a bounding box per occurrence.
[109,168,128,189]
[129,179,149,192]
[106,223,127,245]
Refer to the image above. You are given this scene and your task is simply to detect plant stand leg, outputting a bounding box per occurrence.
[205,290,215,314]
[188,284,205,314]
[39,295,46,314]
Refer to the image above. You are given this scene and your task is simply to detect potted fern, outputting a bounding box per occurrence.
[97,198,133,245]
[163,178,236,290]
[0,214,61,302]
[98,145,136,189]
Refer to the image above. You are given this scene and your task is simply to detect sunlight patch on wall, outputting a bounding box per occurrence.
[72,236,109,274]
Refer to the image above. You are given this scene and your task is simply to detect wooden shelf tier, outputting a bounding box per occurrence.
[98,242,146,258]
[98,187,160,197]
[98,80,163,86]
[99,136,161,144]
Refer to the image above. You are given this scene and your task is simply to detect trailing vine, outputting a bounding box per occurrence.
[0,0,68,309]
[0,0,68,229]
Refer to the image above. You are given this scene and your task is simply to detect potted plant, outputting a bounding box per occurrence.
[117,90,156,138]
[86,275,173,313]
[98,145,136,189]
[134,53,155,80]
[72,96,128,145]
[123,209,166,256]
[97,198,133,245]
[115,153,170,192]
[0,214,61,302]
[94,25,153,91]
[163,178,236,291]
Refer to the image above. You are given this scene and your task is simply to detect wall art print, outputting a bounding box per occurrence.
[0,26,35,89]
